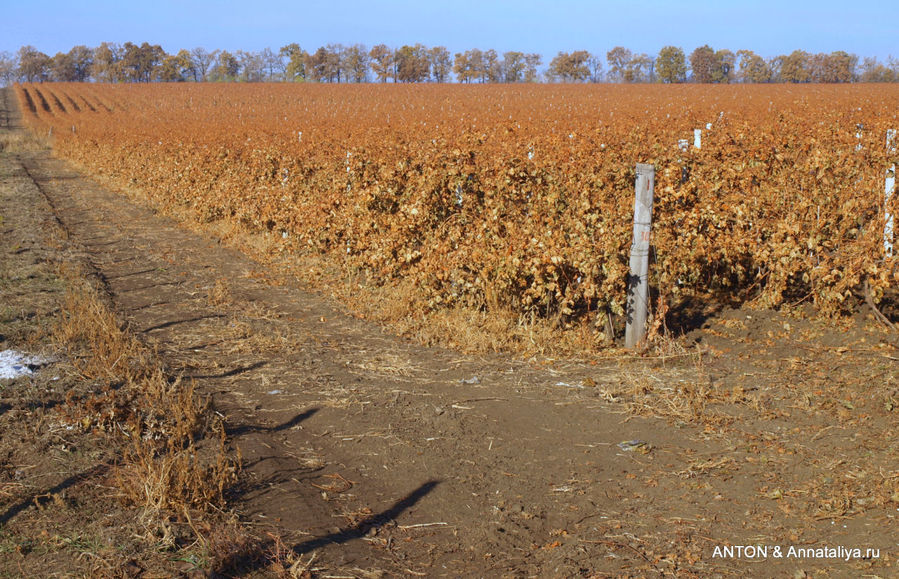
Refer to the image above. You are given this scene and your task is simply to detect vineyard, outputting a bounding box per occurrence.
[15,82,899,348]
[5,83,899,577]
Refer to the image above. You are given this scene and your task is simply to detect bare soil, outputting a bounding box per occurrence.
[2,87,898,578]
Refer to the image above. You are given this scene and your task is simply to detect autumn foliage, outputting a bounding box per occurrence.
[15,83,899,339]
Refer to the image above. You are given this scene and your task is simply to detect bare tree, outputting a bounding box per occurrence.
[260,47,284,81]
[606,46,632,82]
[236,50,265,82]
[369,44,394,82]
[523,53,541,82]
[587,54,604,82]
[857,56,896,82]
[429,46,452,82]
[0,51,17,86]
[210,51,240,81]
[343,44,370,83]
[325,44,345,82]
[190,47,218,82]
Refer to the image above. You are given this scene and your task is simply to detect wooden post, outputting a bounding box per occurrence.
[887,129,896,257]
[626,163,655,349]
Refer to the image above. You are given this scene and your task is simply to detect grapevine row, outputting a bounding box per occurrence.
[16,83,899,339]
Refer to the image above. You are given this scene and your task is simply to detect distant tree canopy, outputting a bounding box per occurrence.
[736,50,771,83]
[1,42,896,86]
[656,46,687,83]
[606,47,653,83]
[454,48,503,83]
[546,51,592,82]
[17,46,51,82]
[396,44,431,83]
[689,45,734,83]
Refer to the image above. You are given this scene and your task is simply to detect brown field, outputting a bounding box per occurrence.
[16,82,899,353]
[2,84,898,577]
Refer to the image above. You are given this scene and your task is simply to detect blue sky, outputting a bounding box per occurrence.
[1,0,894,61]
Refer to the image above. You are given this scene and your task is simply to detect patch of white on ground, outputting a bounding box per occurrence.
[0,349,49,380]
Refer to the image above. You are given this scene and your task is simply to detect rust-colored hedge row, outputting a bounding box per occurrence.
[17,82,899,328]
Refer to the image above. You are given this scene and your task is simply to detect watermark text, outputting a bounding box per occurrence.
[712,544,881,561]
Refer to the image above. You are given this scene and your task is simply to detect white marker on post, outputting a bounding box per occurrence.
[886,129,896,257]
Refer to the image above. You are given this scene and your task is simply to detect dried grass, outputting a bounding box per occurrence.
[354,352,418,377]
[0,130,48,153]
[53,280,147,382]
[51,270,241,551]
[207,278,234,307]
[266,532,318,578]
[597,362,734,427]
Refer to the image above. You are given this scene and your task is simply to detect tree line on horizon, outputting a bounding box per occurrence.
[2,42,898,86]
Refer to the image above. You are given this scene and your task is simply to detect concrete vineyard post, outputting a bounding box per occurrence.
[693,129,702,149]
[887,129,896,257]
[626,163,655,349]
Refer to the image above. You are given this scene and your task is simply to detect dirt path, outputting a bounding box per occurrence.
[20,139,710,577]
[3,87,897,577]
